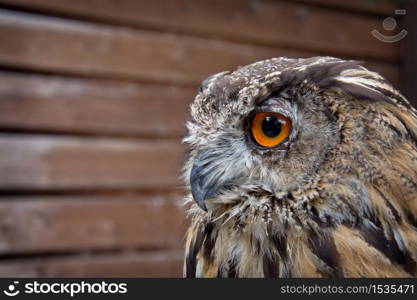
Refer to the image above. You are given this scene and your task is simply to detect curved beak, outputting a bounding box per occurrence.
[189,150,225,211]
[190,163,209,211]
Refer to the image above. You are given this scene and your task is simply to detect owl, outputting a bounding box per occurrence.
[182,57,417,278]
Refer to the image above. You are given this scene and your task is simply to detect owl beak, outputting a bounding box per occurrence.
[189,151,222,212]
[190,164,209,211]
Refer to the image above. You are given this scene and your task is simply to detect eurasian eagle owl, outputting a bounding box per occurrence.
[183,57,417,277]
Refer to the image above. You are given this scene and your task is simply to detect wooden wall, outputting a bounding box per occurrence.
[0,0,405,277]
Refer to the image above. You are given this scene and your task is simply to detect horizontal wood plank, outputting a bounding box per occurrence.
[0,72,194,137]
[0,1,399,60]
[296,0,397,14]
[0,9,314,86]
[0,250,183,277]
[0,195,187,254]
[0,135,185,190]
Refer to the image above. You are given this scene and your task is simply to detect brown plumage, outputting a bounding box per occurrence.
[183,57,417,277]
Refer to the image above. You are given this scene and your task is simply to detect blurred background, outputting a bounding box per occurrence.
[0,0,415,277]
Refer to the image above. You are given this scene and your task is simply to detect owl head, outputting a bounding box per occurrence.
[183,57,417,218]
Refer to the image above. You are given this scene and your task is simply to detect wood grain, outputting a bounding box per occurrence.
[0,9,313,86]
[0,0,399,60]
[296,0,397,14]
[0,72,194,137]
[0,135,185,190]
[0,250,183,277]
[0,194,187,254]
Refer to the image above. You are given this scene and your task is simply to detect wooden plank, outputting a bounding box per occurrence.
[0,135,185,190]
[0,72,194,137]
[0,194,187,254]
[0,1,399,61]
[0,9,314,86]
[0,250,184,277]
[296,0,397,14]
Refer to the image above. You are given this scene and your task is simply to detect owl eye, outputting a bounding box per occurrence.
[250,112,292,147]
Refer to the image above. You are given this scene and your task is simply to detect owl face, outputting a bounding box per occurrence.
[184,58,347,211]
[183,57,414,212]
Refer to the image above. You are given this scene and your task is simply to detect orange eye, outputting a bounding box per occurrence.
[250,112,292,147]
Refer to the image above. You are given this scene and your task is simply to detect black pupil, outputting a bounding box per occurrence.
[262,116,282,138]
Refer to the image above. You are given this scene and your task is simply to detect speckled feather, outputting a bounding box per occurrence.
[183,57,417,278]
